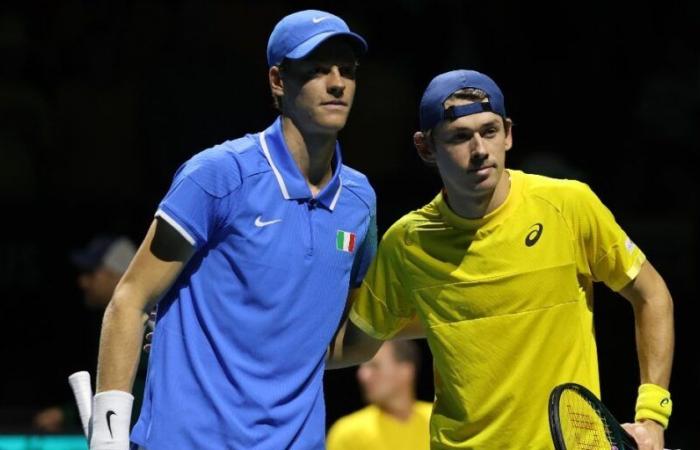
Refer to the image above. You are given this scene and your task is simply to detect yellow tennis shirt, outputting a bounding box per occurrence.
[350,170,646,449]
[326,402,433,450]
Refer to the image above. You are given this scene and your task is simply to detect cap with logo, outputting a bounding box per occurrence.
[70,235,136,274]
[419,69,506,131]
[267,9,367,67]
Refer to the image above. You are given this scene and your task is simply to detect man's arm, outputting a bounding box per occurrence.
[619,261,674,388]
[326,316,382,370]
[618,260,674,448]
[326,289,425,370]
[96,218,194,393]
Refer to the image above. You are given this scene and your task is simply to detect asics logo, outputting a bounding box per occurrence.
[525,223,543,247]
[312,16,329,23]
[255,216,282,227]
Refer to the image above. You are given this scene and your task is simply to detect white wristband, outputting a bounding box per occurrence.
[90,390,134,450]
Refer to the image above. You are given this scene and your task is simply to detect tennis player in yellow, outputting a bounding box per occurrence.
[338,70,675,449]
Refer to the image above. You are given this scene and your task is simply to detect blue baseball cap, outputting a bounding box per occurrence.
[267,9,367,67]
[419,69,506,130]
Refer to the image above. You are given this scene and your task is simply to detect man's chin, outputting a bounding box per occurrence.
[314,111,350,131]
[319,120,348,134]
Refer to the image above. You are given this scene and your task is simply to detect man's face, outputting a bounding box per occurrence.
[279,39,358,134]
[430,107,512,196]
[77,267,119,309]
[356,343,410,405]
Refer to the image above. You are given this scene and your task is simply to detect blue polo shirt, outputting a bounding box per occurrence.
[131,118,377,450]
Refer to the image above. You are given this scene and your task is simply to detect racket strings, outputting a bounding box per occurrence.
[559,390,615,450]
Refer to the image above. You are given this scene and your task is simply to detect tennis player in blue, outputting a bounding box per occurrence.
[88,10,376,450]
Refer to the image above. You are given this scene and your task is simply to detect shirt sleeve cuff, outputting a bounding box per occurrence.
[155,208,197,246]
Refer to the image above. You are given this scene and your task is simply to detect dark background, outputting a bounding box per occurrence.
[1,1,697,447]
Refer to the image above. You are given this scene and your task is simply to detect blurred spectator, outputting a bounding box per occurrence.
[326,340,432,450]
[32,235,144,432]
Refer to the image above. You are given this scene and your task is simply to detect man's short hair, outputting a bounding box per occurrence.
[389,340,422,370]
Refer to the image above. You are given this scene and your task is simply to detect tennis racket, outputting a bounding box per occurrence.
[549,382,637,450]
[68,370,93,438]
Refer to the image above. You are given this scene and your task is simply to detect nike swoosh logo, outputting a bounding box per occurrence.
[312,16,329,23]
[106,410,116,439]
[255,216,282,227]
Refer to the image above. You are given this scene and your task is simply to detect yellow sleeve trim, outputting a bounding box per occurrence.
[609,253,646,292]
[349,309,394,340]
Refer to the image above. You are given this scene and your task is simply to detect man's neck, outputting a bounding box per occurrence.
[281,116,336,197]
[443,170,511,219]
[377,394,416,422]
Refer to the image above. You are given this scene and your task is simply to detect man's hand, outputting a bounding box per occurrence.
[143,310,156,353]
[143,332,153,353]
[621,420,665,450]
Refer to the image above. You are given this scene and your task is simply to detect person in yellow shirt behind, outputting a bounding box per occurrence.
[327,340,432,450]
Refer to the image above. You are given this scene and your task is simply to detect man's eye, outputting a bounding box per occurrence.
[483,128,498,137]
[450,133,471,142]
[339,65,357,78]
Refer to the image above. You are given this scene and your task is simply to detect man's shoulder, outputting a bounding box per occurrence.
[176,135,268,197]
[413,401,434,420]
[189,134,265,172]
[518,170,587,190]
[340,164,376,209]
[332,405,379,429]
[517,170,594,205]
[327,406,378,448]
[383,199,441,240]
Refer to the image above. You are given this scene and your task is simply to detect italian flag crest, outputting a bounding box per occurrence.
[336,230,356,253]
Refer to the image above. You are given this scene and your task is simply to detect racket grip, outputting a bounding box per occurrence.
[68,371,93,437]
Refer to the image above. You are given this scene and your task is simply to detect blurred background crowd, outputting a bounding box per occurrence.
[0,1,697,447]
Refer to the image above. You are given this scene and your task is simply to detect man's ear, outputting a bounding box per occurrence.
[414,131,436,164]
[269,65,284,98]
[504,118,514,152]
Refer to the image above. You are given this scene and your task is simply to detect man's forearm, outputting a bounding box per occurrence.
[326,319,383,370]
[96,288,151,393]
[624,263,674,387]
[632,292,674,387]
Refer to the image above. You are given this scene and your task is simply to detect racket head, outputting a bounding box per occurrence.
[549,383,637,450]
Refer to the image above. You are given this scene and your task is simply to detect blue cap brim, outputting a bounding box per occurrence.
[285,31,367,61]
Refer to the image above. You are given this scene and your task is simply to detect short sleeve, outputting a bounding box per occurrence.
[349,209,377,288]
[570,182,646,291]
[156,148,241,249]
[350,222,416,339]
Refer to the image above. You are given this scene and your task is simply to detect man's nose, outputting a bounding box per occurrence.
[470,133,488,158]
[327,66,345,97]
